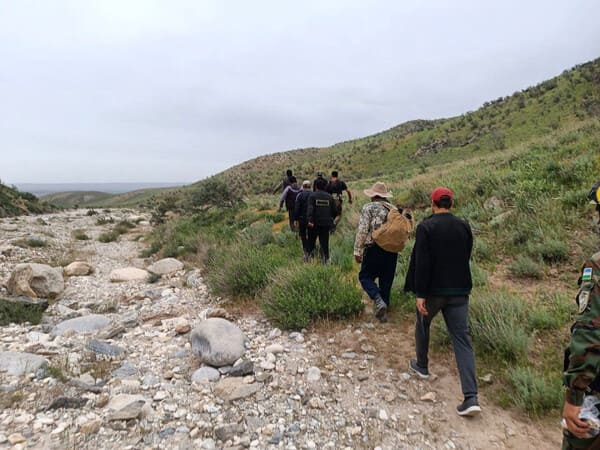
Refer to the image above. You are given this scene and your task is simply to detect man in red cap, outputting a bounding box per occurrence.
[404,186,480,417]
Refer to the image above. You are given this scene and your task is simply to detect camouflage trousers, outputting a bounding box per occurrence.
[562,430,598,449]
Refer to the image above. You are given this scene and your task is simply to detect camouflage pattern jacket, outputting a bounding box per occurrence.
[353,200,390,257]
[564,251,600,406]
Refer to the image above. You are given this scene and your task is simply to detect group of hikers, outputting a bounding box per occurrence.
[276,170,600,445]
[276,169,352,264]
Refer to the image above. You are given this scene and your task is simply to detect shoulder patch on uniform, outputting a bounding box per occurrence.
[583,267,593,281]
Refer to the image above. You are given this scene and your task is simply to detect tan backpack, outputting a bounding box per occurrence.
[372,203,414,253]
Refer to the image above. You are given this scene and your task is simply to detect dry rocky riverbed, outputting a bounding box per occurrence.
[0,210,561,449]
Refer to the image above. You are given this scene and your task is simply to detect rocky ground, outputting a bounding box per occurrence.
[0,210,561,449]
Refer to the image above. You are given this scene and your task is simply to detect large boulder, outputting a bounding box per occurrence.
[7,263,64,299]
[51,314,112,336]
[147,258,183,276]
[109,267,149,282]
[0,351,48,376]
[190,318,246,367]
[64,262,94,276]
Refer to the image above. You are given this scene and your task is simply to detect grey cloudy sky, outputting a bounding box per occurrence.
[2,0,599,184]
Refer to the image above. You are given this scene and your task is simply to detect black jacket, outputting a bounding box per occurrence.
[404,212,473,297]
[307,191,337,228]
[294,190,311,223]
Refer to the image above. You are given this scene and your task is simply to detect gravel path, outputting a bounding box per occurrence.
[0,210,561,449]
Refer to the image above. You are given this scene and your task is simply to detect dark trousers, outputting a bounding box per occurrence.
[415,296,478,399]
[358,244,397,306]
[286,209,296,232]
[307,225,330,262]
[298,221,310,254]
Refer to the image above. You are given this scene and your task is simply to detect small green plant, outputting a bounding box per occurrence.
[114,220,136,235]
[509,255,543,279]
[25,238,47,248]
[72,229,90,240]
[98,230,119,243]
[86,209,98,216]
[36,218,48,225]
[507,366,563,416]
[46,365,68,382]
[262,264,363,329]
[0,297,47,325]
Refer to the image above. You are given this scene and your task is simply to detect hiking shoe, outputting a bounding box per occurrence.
[374,296,387,321]
[456,397,481,417]
[408,359,430,379]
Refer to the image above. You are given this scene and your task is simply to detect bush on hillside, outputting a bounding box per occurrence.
[509,255,543,279]
[186,176,243,210]
[205,241,286,299]
[507,366,563,416]
[262,264,363,329]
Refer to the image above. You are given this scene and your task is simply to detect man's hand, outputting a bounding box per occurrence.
[294,221,299,229]
[563,401,590,438]
[354,255,362,263]
[277,207,282,213]
[308,222,314,228]
[416,297,428,316]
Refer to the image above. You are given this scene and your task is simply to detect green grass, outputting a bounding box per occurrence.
[0,298,47,325]
[98,230,119,243]
[72,229,90,240]
[262,264,363,329]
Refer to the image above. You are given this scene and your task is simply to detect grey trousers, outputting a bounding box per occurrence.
[415,295,478,399]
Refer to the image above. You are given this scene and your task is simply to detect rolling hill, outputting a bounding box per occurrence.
[0,182,54,217]
[201,57,599,196]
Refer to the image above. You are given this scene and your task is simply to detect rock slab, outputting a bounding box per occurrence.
[0,351,48,376]
[190,318,246,367]
[109,267,149,282]
[7,263,64,299]
[214,378,261,402]
[51,315,111,336]
[147,258,183,275]
[64,261,94,276]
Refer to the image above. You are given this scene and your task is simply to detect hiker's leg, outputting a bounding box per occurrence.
[318,226,330,263]
[287,209,295,232]
[442,296,478,399]
[298,222,310,253]
[358,246,380,299]
[415,296,444,368]
[377,247,398,306]
[306,226,317,257]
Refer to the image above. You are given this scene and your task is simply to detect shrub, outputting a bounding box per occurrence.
[468,290,530,361]
[86,209,98,216]
[98,231,119,243]
[507,366,563,416]
[527,239,569,264]
[0,298,46,325]
[114,220,136,235]
[72,229,90,241]
[239,221,274,246]
[262,265,363,329]
[206,242,286,298]
[509,255,543,279]
[147,273,161,284]
[26,238,47,248]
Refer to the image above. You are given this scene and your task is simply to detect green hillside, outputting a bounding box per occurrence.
[206,58,599,196]
[42,187,180,209]
[0,182,54,217]
[144,57,600,417]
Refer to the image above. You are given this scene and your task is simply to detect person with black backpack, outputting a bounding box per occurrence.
[293,180,313,261]
[326,170,352,223]
[278,176,301,232]
[307,177,339,264]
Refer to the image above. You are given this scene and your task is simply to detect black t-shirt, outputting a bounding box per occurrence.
[326,180,347,196]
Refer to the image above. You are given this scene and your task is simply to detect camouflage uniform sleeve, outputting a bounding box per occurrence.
[353,204,372,257]
[564,253,600,406]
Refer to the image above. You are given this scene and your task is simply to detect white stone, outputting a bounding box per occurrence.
[265,344,284,354]
[190,318,246,367]
[0,351,48,376]
[307,367,321,382]
[147,258,183,275]
[7,263,64,298]
[109,267,149,282]
[51,315,111,336]
[64,261,94,276]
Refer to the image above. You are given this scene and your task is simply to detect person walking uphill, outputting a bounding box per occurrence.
[294,180,313,261]
[354,182,413,322]
[326,170,352,226]
[279,176,301,232]
[307,177,339,264]
[404,187,481,417]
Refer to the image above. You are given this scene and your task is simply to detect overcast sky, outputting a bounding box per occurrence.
[2,0,599,184]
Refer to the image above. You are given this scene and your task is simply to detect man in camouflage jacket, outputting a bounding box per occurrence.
[563,251,600,449]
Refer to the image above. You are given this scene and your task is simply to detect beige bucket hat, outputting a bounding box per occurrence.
[363,182,393,198]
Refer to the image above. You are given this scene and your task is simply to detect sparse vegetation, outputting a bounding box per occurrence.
[72,229,90,240]
[98,230,119,243]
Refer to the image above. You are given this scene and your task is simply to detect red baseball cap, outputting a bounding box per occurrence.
[431,187,453,202]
